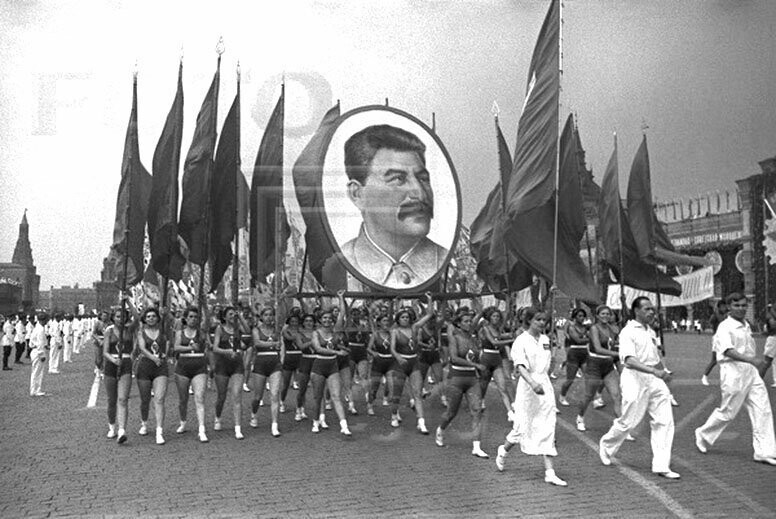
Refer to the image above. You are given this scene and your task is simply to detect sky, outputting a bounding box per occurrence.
[1,0,774,290]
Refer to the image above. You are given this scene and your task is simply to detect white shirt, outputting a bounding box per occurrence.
[511,331,551,375]
[14,321,25,342]
[1,322,13,346]
[30,323,47,349]
[713,316,756,363]
[618,320,661,366]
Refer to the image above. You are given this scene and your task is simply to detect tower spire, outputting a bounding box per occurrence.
[12,210,34,267]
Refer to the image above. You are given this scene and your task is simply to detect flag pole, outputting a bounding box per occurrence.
[642,124,665,349]
[231,62,241,307]
[274,81,285,334]
[613,132,627,324]
[550,0,562,326]
[494,109,513,297]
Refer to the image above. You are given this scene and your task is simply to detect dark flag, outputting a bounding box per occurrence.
[110,74,152,288]
[292,103,341,284]
[627,136,708,267]
[598,138,680,295]
[179,61,220,266]
[149,61,185,282]
[250,84,288,285]
[210,86,240,290]
[504,114,598,301]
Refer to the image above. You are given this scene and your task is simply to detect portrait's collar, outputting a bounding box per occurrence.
[362,224,421,265]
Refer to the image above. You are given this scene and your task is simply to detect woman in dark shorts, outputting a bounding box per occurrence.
[249,306,283,438]
[416,316,443,402]
[279,312,303,415]
[576,305,622,433]
[293,313,316,422]
[344,305,370,416]
[212,306,248,439]
[92,310,109,373]
[102,308,136,444]
[310,292,351,436]
[388,293,434,434]
[135,307,170,445]
[478,307,516,421]
[558,308,589,407]
[366,313,393,416]
[173,306,210,443]
[435,307,489,458]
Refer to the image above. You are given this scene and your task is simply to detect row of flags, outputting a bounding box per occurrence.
[109,56,288,304]
[471,0,705,304]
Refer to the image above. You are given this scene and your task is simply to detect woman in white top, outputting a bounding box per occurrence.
[495,307,567,486]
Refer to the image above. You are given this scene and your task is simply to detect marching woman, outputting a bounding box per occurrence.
[576,305,622,432]
[558,308,589,406]
[279,312,303,414]
[344,305,371,415]
[478,307,516,421]
[293,313,317,422]
[135,307,170,445]
[366,313,394,416]
[173,306,210,443]
[495,307,567,486]
[249,306,284,437]
[434,307,489,458]
[388,293,434,434]
[417,315,443,401]
[212,307,248,439]
[310,291,352,436]
[102,307,137,444]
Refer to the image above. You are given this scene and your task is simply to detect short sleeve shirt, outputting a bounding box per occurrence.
[618,320,660,365]
[511,332,551,375]
[713,316,756,363]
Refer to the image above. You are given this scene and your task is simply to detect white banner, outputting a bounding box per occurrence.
[606,266,715,309]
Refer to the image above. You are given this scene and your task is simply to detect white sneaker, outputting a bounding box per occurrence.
[549,372,558,380]
[117,429,127,444]
[340,424,352,437]
[435,426,444,447]
[599,438,612,466]
[294,408,304,422]
[312,421,320,433]
[348,402,358,415]
[188,386,194,395]
[409,398,416,410]
[593,397,606,409]
[259,398,264,407]
[417,420,429,435]
[320,417,329,430]
[243,383,251,392]
[107,425,117,439]
[544,470,567,486]
[495,445,507,471]
[234,426,244,440]
[753,455,776,466]
[279,402,286,413]
[176,421,186,434]
[653,470,681,479]
[472,445,489,459]
[292,381,299,390]
[138,423,148,436]
[701,375,710,386]
[367,404,375,416]
[576,415,586,432]
[271,423,280,438]
[250,415,259,428]
[325,401,332,410]
[695,429,707,453]
[198,430,209,443]
[382,397,389,407]
[559,397,570,407]
[155,430,165,445]
[391,415,400,428]
[575,371,582,378]
[214,418,222,431]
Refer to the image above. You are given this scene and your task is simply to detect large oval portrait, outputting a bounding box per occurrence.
[320,105,461,293]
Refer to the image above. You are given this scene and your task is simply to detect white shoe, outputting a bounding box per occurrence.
[214,418,222,431]
[382,397,389,407]
[279,402,286,413]
[156,431,165,445]
[138,423,148,436]
[271,423,280,438]
[599,438,612,466]
[653,470,681,479]
[695,429,707,453]
[753,455,776,466]
[391,415,400,428]
[367,404,375,416]
[292,381,299,390]
[559,397,570,407]
[107,425,117,439]
[771,382,776,388]
[435,426,444,447]
[117,429,127,444]
[348,402,358,415]
[701,375,710,386]
[259,398,264,407]
[234,426,244,440]
[409,398,416,410]
[495,445,507,471]
[340,425,352,437]
[325,401,332,410]
[243,383,251,392]
[575,415,586,432]
[176,422,186,434]
[198,431,209,443]
[417,420,429,435]
[576,371,582,378]
[312,421,320,433]
[544,470,568,487]
[250,415,259,428]
[670,395,679,407]
[294,408,304,422]
[472,446,490,459]
[625,433,636,442]
[319,417,329,430]
[592,397,606,409]
[188,386,194,395]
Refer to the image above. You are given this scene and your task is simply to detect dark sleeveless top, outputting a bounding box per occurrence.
[180,329,203,353]
[107,325,133,355]
[346,328,369,347]
[142,328,168,358]
[451,328,479,367]
[254,327,278,353]
[283,328,301,352]
[218,326,240,352]
[394,328,416,355]
[418,326,437,351]
[315,330,343,359]
[372,330,392,356]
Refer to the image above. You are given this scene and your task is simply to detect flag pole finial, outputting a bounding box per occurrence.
[133,60,138,79]
[491,100,500,119]
[216,37,225,56]
[641,118,649,134]
[180,45,184,63]
[237,61,241,81]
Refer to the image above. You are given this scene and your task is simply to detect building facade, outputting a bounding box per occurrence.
[0,211,40,312]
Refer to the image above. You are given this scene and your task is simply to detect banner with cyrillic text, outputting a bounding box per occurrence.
[606,266,714,309]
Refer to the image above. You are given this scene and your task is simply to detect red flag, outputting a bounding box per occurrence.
[149,61,185,282]
[292,103,341,285]
[250,85,288,284]
[179,60,220,266]
[110,74,152,288]
[210,86,240,290]
[599,138,680,296]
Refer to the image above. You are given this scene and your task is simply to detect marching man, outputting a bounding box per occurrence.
[695,293,776,465]
[599,296,680,479]
[29,312,50,396]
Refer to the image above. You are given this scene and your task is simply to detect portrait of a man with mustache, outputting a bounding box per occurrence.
[337,124,448,288]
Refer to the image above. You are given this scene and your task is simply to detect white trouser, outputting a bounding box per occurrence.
[30,348,46,394]
[49,339,62,372]
[600,368,675,473]
[74,334,82,354]
[63,337,73,362]
[696,362,776,459]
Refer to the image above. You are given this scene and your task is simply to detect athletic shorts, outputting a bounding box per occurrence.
[282,351,302,371]
[480,350,502,370]
[390,354,418,377]
[136,357,169,380]
[565,347,588,368]
[446,367,479,397]
[311,356,338,378]
[175,354,208,378]
[419,349,440,367]
[349,345,368,364]
[252,353,281,377]
[337,351,351,371]
[371,355,393,376]
[214,354,244,377]
[298,355,315,376]
[585,356,615,380]
[104,356,133,378]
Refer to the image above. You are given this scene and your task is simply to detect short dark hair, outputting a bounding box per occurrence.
[631,296,651,314]
[344,125,426,184]
[570,308,587,320]
[725,292,746,305]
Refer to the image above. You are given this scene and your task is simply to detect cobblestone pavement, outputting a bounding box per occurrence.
[0,333,774,518]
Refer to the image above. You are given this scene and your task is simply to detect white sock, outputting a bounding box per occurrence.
[418,418,426,427]
[198,425,205,434]
[339,419,348,429]
[473,440,482,450]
